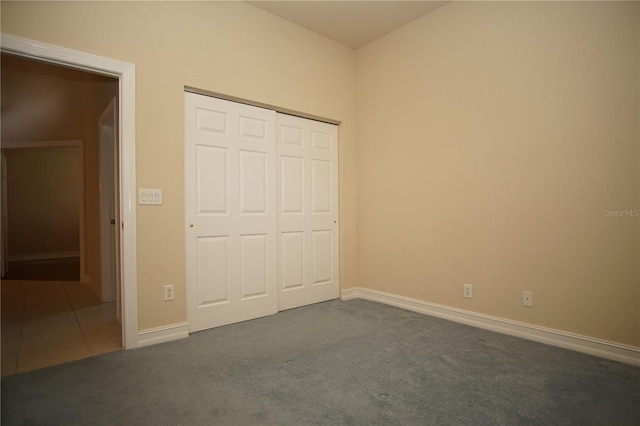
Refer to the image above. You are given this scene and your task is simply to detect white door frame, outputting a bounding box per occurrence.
[1,33,139,349]
[2,140,86,281]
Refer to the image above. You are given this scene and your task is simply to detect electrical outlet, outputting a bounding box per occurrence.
[522,291,533,307]
[464,284,473,299]
[164,285,175,301]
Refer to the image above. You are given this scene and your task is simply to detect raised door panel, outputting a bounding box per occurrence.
[196,236,229,306]
[312,230,333,285]
[281,231,304,291]
[196,107,228,136]
[196,146,228,215]
[240,150,267,215]
[311,130,332,152]
[281,156,304,215]
[240,234,268,299]
[239,115,268,142]
[311,159,332,214]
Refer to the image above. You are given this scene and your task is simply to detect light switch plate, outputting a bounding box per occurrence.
[139,188,162,205]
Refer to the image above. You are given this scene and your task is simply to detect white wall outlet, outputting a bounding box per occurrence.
[463,283,473,299]
[164,285,175,301]
[522,291,533,307]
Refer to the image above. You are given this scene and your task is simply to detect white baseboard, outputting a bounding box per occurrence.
[8,251,80,262]
[137,322,189,348]
[341,287,640,366]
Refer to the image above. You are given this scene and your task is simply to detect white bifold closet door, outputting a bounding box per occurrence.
[185,92,338,333]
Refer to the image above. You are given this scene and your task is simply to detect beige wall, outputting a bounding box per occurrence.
[0,1,359,330]
[356,1,639,346]
[1,55,85,142]
[1,54,119,291]
[4,147,80,257]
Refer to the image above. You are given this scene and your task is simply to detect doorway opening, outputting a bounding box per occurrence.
[0,32,138,355]
[1,53,121,375]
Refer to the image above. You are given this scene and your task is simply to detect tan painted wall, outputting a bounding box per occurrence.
[1,54,119,291]
[356,1,639,346]
[1,55,85,142]
[0,1,358,330]
[4,147,80,257]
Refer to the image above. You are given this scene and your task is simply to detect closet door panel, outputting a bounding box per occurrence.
[186,92,277,332]
[277,114,339,311]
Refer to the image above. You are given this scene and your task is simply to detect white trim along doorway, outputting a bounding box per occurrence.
[0,33,139,349]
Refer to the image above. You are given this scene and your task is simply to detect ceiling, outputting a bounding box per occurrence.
[247,1,448,49]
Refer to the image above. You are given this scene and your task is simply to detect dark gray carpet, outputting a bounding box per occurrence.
[2,299,639,425]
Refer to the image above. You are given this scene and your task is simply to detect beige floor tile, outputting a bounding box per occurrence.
[18,314,91,373]
[18,334,92,373]
[1,327,21,377]
[64,281,101,311]
[85,329,122,354]
[23,282,72,321]
[1,280,26,324]
[1,278,122,376]
[1,279,27,295]
[1,279,27,296]
[20,313,82,345]
[75,302,122,354]
[2,354,19,376]
[1,281,24,376]
[75,302,116,325]
[2,320,21,337]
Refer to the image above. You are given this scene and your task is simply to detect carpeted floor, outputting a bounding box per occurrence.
[2,299,639,425]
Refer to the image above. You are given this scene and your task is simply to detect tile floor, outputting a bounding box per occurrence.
[1,280,122,376]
